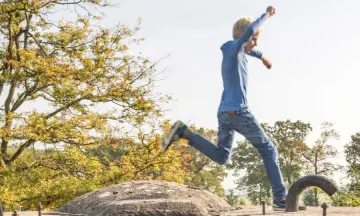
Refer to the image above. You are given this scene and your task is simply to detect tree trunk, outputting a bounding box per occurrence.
[287,168,292,186]
[259,184,263,204]
[314,156,319,206]
[0,158,6,169]
[314,187,319,206]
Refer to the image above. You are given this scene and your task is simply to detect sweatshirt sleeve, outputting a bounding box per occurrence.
[247,48,263,59]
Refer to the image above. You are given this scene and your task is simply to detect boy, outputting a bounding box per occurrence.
[162,6,288,210]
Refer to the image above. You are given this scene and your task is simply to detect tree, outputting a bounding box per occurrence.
[0,121,194,210]
[264,120,312,186]
[0,0,228,206]
[229,120,312,204]
[302,122,341,206]
[228,140,272,204]
[0,0,167,168]
[0,0,179,209]
[344,131,360,206]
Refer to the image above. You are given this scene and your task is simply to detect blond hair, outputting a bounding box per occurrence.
[232,16,260,40]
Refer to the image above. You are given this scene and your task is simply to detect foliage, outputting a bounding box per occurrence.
[229,120,312,204]
[0,123,192,210]
[228,140,272,205]
[302,122,341,205]
[331,186,360,207]
[0,0,194,210]
[263,120,312,185]
[302,188,318,206]
[0,0,167,169]
[182,125,227,197]
[344,132,360,186]
[226,189,249,206]
[301,187,332,206]
[303,122,341,175]
[0,0,228,210]
[343,131,360,206]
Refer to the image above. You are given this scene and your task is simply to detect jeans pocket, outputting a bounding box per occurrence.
[241,111,255,127]
[243,112,269,143]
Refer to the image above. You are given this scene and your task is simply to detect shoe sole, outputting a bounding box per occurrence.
[162,121,182,151]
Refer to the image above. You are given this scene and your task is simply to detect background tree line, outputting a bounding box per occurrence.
[0,0,358,210]
[227,121,360,207]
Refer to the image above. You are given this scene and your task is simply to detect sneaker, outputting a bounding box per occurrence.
[162,120,187,151]
[272,200,286,211]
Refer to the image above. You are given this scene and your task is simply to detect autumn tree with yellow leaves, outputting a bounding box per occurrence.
[0,0,226,210]
[0,0,164,168]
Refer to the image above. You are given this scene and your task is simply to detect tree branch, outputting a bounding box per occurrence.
[0,158,6,168]
[45,97,85,119]
[194,160,210,174]
[302,152,312,163]
[43,0,84,7]
[9,139,36,164]
[2,75,18,161]
[11,84,50,112]
[23,9,32,50]
[0,137,9,167]
[0,14,13,97]
[1,54,17,164]
[27,31,48,56]
[5,80,17,114]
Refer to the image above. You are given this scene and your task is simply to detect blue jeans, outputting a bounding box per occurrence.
[188,108,287,201]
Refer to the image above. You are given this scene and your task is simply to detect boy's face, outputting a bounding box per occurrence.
[245,31,260,51]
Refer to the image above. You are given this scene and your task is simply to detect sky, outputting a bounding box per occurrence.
[3,0,359,193]
[96,0,360,191]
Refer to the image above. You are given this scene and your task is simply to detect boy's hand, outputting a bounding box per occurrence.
[266,6,276,16]
[261,56,272,69]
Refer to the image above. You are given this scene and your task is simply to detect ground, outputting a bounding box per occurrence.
[3,207,360,216]
[2,181,360,216]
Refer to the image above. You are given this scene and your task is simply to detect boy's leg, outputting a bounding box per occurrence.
[162,112,234,165]
[232,109,287,208]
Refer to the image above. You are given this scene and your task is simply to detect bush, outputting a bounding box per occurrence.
[331,191,360,207]
[226,189,250,206]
